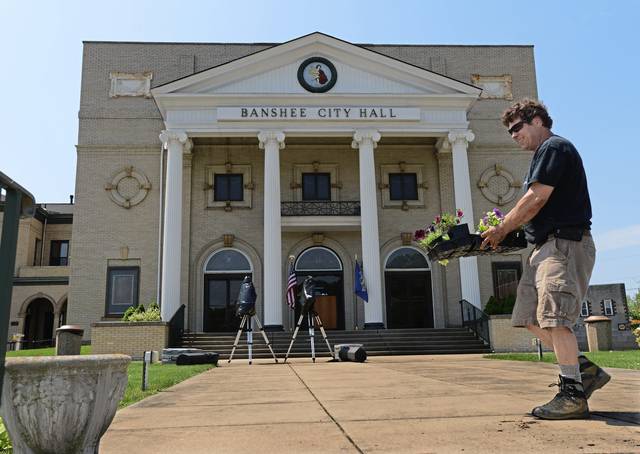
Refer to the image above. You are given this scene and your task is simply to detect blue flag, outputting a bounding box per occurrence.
[354,260,368,302]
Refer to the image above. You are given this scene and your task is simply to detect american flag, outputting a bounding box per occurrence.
[286,261,297,309]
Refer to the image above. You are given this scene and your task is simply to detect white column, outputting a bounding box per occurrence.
[448,129,482,308]
[159,130,191,321]
[259,130,285,330]
[351,129,384,329]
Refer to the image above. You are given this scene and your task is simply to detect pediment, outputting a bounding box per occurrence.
[153,33,480,98]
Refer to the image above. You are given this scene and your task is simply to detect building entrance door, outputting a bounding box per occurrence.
[203,274,245,332]
[293,247,344,330]
[23,298,54,348]
[294,274,343,330]
[385,271,433,328]
[384,247,433,329]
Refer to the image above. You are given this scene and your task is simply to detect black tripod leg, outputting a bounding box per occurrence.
[253,317,279,363]
[315,314,335,359]
[247,317,253,365]
[284,314,305,363]
[228,315,247,363]
[308,313,316,363]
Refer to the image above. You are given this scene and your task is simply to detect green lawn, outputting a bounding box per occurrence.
[4,346,215,407]
[5,345,93,357]
[1,346,215,452]
[484,350,640,370]
[120,362,213,408]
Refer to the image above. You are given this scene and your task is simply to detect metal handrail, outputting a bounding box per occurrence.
[281,201,360,216]
[459,299,491,346]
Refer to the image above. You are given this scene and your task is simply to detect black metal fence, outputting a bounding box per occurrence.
[281,201,361,216]
[459,299,490,345]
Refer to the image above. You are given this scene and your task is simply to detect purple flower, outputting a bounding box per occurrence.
[414,229,426,241]
[482,215,488,224]
[435,216,441,224]
[493,208,504,218]
[457,209,463,218]
[429,225,436,233]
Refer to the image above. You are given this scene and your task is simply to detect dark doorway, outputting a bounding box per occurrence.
[385,271,433,328]
[293,273,344,330]
[23,298,55,348]
[203,274,247,332]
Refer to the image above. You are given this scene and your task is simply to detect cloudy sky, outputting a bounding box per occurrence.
[2,0,638,295]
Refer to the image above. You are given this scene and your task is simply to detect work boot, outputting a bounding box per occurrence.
[531,376,590,420]
[579,355,611,399]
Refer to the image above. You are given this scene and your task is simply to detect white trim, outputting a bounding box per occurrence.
[383,246,431,271]
[203,248,254,274]
[152,33,480,96]
[295,246,343,272]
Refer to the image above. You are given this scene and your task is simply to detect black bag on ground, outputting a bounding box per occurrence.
[176,352,219,366]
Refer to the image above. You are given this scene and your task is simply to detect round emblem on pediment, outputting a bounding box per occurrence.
[297,57,337,93]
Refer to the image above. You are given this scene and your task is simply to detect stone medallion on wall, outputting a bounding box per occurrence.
[104,166,151,209]
[477,164,521,206]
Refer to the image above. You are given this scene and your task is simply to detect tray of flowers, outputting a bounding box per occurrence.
[414,209,527,265]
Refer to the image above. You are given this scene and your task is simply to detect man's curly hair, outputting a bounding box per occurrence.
[501,98,553,129]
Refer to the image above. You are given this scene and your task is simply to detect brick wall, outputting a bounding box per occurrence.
[91,321,168,359]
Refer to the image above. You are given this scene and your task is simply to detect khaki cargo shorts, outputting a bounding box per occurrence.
[511,234,596,329]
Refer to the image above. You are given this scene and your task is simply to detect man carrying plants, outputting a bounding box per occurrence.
[480,99,609,420]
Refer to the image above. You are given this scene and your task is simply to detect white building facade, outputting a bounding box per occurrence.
[69,33,537,336]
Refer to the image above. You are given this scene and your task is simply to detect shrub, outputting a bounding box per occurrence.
[0,417,11,453]
[483,295,516,315]
[121,303,161,322]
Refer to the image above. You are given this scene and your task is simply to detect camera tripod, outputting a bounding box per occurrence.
[284,310,334,363]
[228,314,278,365]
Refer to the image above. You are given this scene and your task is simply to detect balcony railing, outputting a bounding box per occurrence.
[281,201,361,217]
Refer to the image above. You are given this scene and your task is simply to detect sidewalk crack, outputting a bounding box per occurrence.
[288,364,364,454]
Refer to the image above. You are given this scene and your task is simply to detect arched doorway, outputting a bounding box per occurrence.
[294,247,344,330]
[203,249,252,332]
[58,300,68,327]
[384,247,433,328]
[23,298,55,348]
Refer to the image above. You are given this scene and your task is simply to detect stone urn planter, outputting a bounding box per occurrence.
[0,354,130,454]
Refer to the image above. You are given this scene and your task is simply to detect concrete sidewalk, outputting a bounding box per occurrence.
[101,355,640,453]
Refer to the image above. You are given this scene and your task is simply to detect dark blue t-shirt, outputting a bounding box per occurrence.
[524,135,592,244]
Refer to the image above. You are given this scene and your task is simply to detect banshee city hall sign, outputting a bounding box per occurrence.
[217,106,421,121]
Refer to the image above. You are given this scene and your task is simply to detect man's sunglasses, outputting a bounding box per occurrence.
[507,120,528,135]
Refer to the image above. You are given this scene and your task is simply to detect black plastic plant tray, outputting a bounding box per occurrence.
[468,230,528,256]
[427,230,527,262]
[427,237,476,261]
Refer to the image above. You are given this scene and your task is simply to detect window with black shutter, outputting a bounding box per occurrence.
[214,174,244,201]
[389,173,418,200]
[302,173,331,200]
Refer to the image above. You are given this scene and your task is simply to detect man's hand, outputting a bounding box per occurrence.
[481,223,507,250]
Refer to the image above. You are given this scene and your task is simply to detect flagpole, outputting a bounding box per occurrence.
[354,255,359,330]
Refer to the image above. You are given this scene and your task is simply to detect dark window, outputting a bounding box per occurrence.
[33,238,42,266]
[214,174,243,201]
[302,173,331,200]
[49,240,69,266]
[389,173,418,200]
[580,301,591,317]
[106,267,139,315]
[492,262,522,300]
